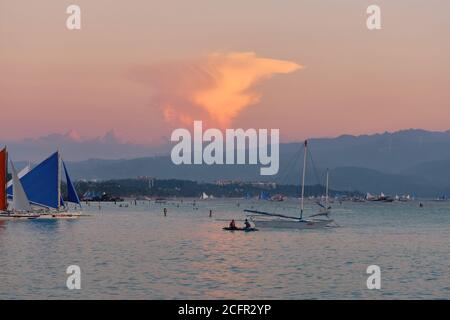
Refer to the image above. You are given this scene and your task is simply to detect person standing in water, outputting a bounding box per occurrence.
[163,208,167,216]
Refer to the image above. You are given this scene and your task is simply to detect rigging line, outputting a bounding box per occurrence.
[270,148,301,215]
[252,148,298,213]
[278,148,302,186]
[307,145,324,191]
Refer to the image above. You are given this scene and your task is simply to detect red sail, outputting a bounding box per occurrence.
[0,148,6,211]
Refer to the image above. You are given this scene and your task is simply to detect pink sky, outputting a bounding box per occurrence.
[1,0,450,145]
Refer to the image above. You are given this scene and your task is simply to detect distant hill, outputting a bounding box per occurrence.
[63,160,448,197]
[327,167,445,197]
[286,129,450,173]
[402,159,450,186]
[0,130,168,162]
[8,128,450,197]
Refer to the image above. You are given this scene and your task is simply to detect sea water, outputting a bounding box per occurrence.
[0,199,449,299]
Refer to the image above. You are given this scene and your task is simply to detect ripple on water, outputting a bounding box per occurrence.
[0,200,449,299]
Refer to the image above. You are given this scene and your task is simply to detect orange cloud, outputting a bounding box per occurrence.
[130,52,301,128]
[192,52,301,128]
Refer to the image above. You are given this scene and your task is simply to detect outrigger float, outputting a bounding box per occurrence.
[0,147,83,220]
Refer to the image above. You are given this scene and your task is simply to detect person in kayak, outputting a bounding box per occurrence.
[229,219,237,230]
[244,219,251,230]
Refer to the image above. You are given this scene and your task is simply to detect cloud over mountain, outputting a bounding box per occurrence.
[129,52,301,129]
[1,130,170,162]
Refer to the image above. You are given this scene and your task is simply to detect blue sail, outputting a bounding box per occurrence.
[7,152,59,208]
[259,191,270,200]
[63,161,81,206]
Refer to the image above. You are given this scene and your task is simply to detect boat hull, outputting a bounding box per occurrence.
[253,219,332,229]
[0,212,40,220]
[223,227,258,232]
[37,212,82,220]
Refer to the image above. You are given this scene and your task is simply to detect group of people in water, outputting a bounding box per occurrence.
[228,218,252,230]
[162,205,253,230]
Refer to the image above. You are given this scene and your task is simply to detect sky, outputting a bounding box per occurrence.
[1,0,450,145]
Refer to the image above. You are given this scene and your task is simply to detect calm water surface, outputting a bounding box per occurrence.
[0,199,449,299]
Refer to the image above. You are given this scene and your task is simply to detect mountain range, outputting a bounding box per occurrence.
[5,129,450,197]
[0,130,169,162]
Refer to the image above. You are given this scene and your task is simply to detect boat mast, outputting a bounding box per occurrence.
[5,148,8,210]
[300,140,307,220]
[325,168,329,209]
[57,150,61,210]
[2,148,8,212]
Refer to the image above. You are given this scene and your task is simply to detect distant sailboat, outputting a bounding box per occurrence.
[200,192,209,200]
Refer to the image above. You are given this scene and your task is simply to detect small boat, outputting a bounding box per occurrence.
[433,194,448,202]
[244,209,331,229]
[200,192,209,200]
[270,194,285,202]
[222,227,258,232]
[154,197,167,204]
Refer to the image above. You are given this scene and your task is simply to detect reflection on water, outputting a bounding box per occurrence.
[0,199,449,299]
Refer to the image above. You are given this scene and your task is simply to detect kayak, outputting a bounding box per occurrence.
[223,227,258,232]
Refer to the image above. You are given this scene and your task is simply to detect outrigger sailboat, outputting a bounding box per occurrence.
[244,141,333,229]
[6,151,82,219]
[0,147,39,220]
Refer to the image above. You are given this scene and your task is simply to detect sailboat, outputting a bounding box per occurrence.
[0,148,39,220]
[200,192,209,200]
[7,151,82,219]
[244,140,333,229]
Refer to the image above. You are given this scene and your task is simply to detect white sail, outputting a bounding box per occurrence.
[10,161,31,212]
[201,192,209,199]
[6,163,30,189]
